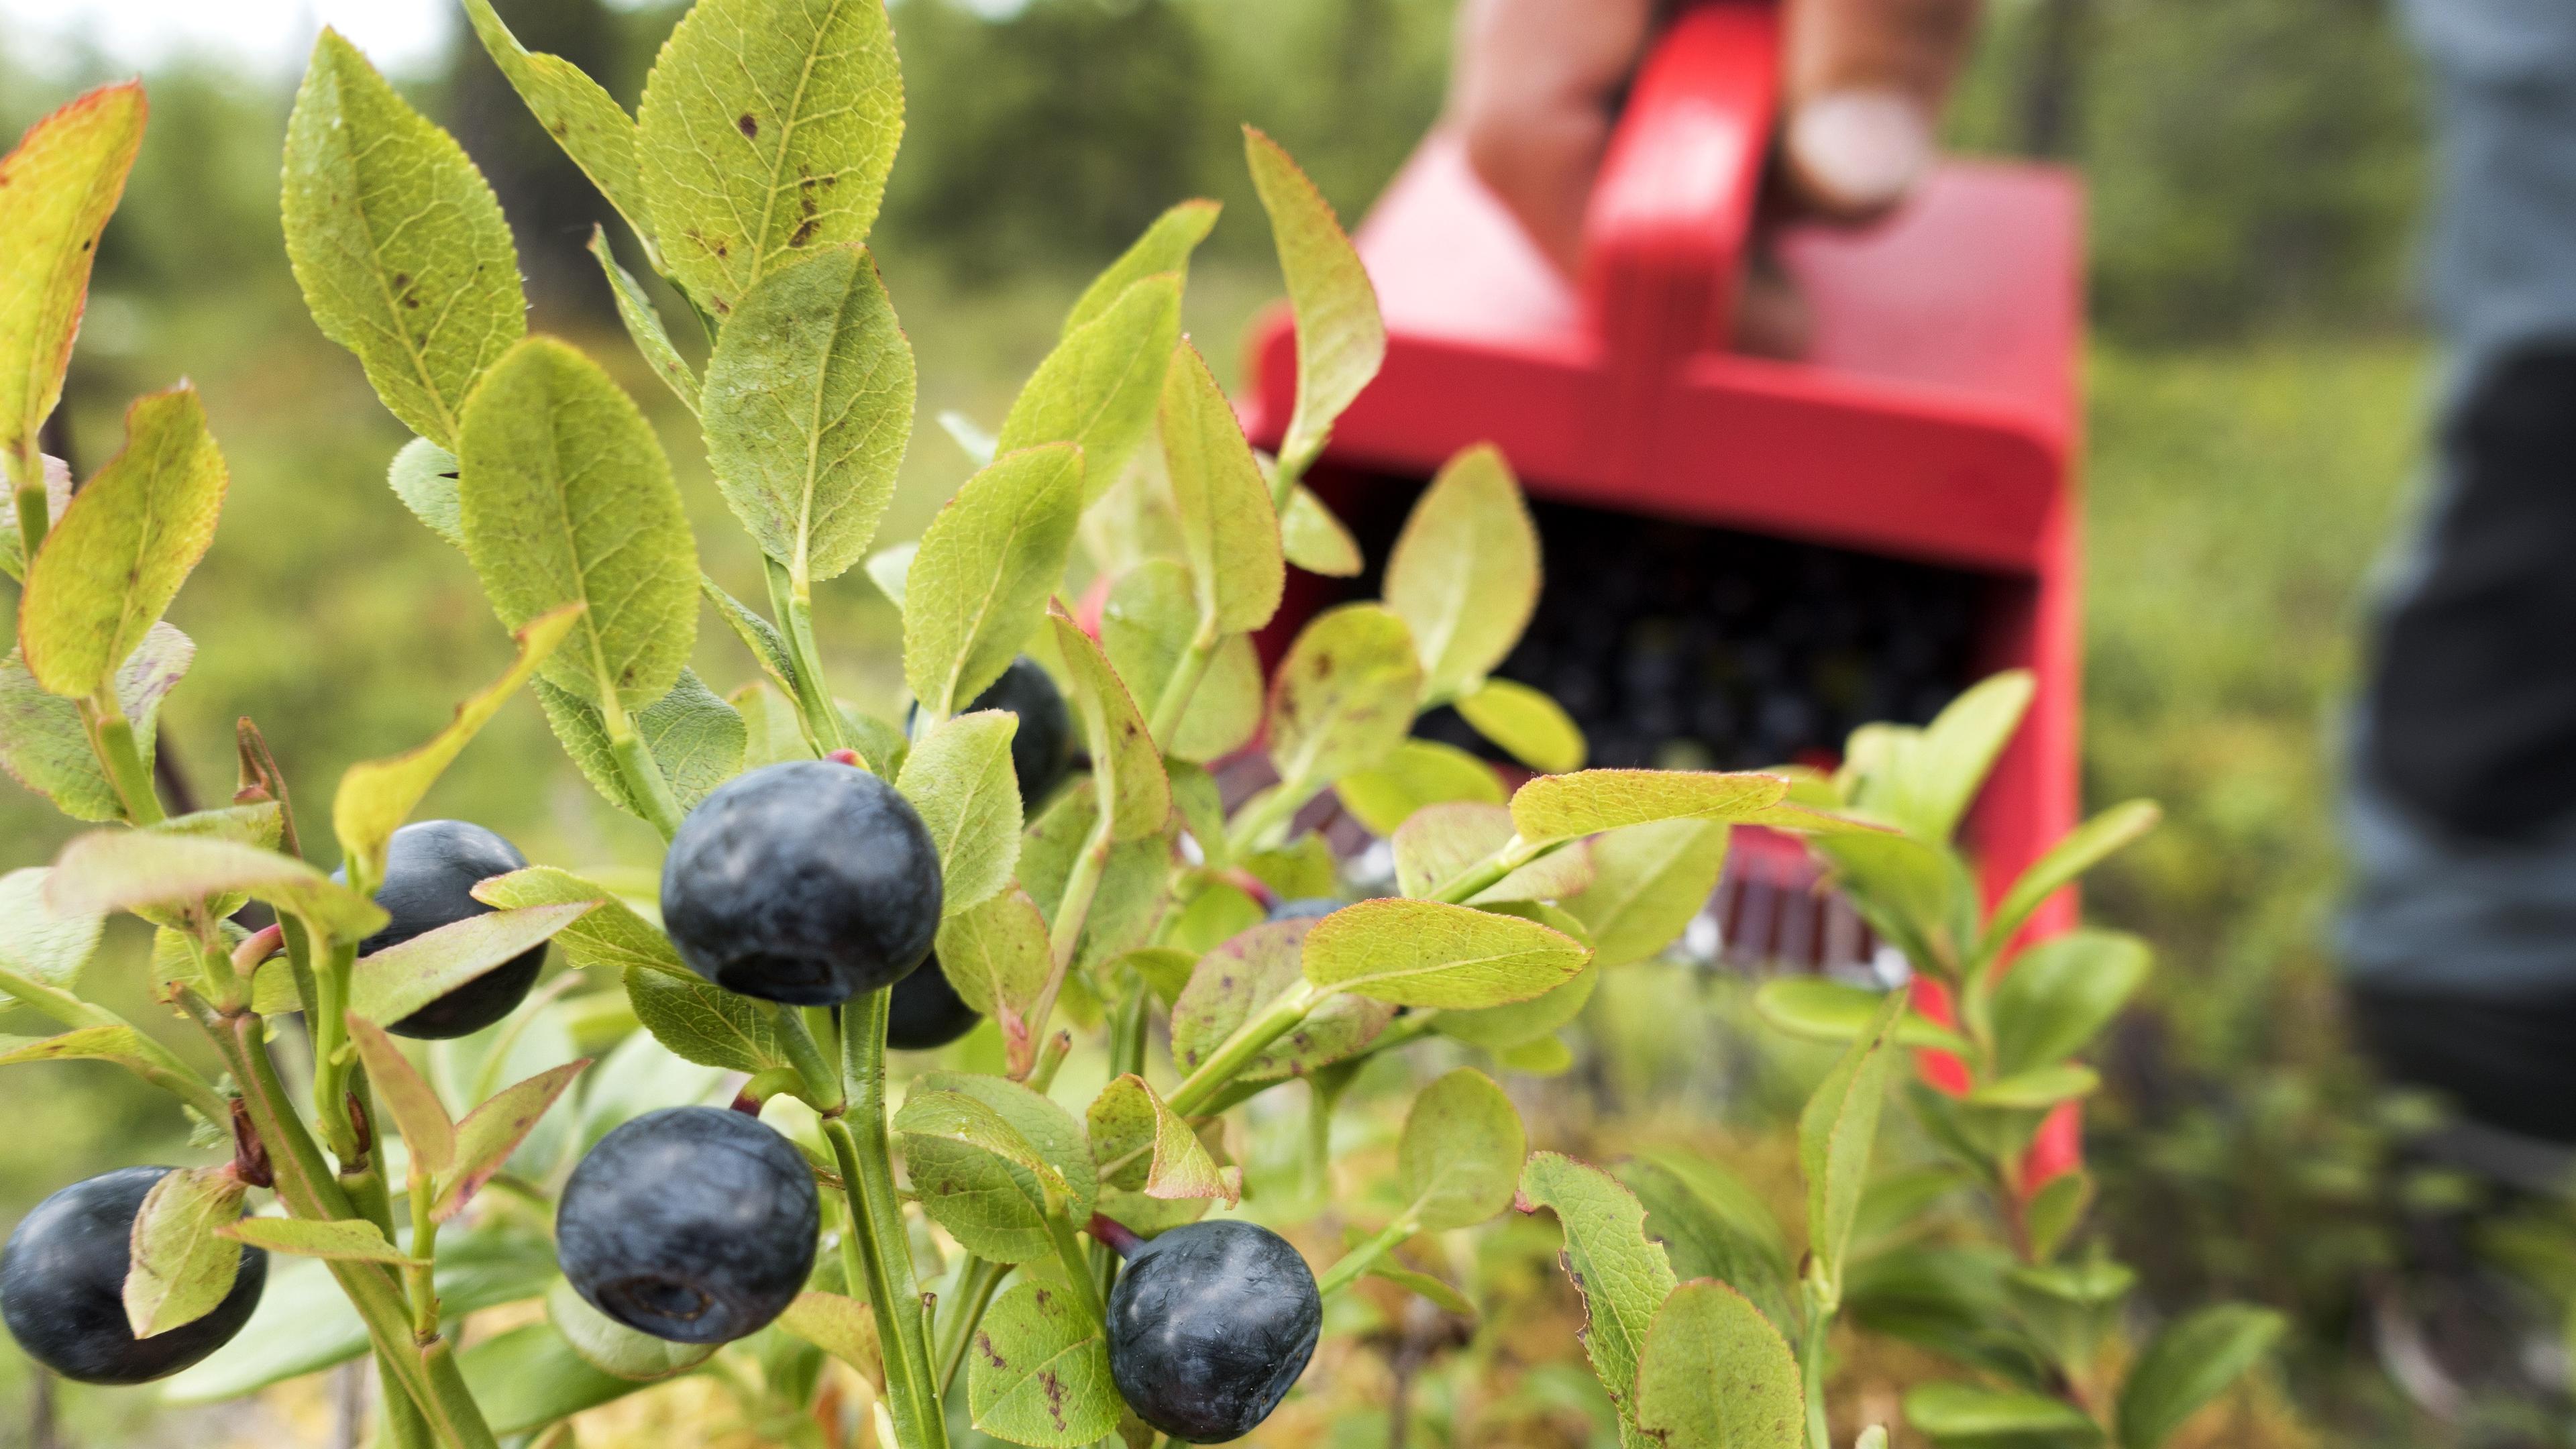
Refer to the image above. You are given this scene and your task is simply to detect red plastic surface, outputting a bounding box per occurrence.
[1243,0,2086,940]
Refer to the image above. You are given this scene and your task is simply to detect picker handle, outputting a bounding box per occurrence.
[1578,0,1780,374]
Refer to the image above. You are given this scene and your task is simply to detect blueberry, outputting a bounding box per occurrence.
[555,1107,818,1344]
[660,761,943,1006]
[337,820,541,1039]
[1,1168,268,1384]
[1267,898,1341,922]
[885,959,980,1051]
[906,655,1074,808]
[1106,1220,1320,1443]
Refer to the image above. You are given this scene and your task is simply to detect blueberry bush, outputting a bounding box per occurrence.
[0,5,2282,1447]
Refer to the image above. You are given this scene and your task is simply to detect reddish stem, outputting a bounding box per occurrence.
[1087,1213,1144,1260]
[228,1097,274,1189]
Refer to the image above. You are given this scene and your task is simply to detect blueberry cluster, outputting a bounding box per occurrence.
[1399,496,1981,769]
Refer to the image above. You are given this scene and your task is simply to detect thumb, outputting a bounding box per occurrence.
[1780,0,1982,221]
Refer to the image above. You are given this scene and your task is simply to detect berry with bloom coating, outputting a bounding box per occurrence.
[1106,1219,1320,1442]
[1,1168,268,1384]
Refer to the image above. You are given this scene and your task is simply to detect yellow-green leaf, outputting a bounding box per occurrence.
[1393,802,1593,903]
[1399,1068,1525,1230]
[1336,738,1505,839]
[967,1281,1122,1448]
[1385,445,1538,700]
[1632,1279,1805,1449]
[1170,918,1392,1081]
[535,669,746,819]
[1511,769,1789,846]
[333,604,579,890]
[1159,342,1283,635]
[1048,608,1168,843]
[0,624,191,823]
[1517,1152,1676,1440]
[462,0,649,243]
[437,1059,588,1219]
[345,1014,454,1176]
[897,710,1023,916]
[1267,603,1421,791]
[903,444,1085,719]
[0,83,144,479]
[702,244,915,584]
[1563,819,1731,969]
[124,1165,248,1338]
[589,230,696,414]
[1281,482,1363,576]
[933,887,1050,1029]
[456,336,698,715]
[777,1290,879,1375]
[19,386,226,700]
[1301,896,1587,1008]
[1065,201,1219,337]
[223,1216,419,1266]
[283,30,525,446]
[1088,1072,1239,1205]
[348,902,594,1026]
[1245,127,1384,484]
[46,829,386,941]
[996,273,1181,504]
[1457,678,1587,774]
[387,437,464,549]
[635,0,903,317]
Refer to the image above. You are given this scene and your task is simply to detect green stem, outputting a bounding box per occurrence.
[1313,1216,1415,1299]
[0,964,230,1122]
[830,990,949,1449]
[311,939,361,1161]
[1046,1213,1108,1326]
[78,691,164,826]
[934,1257,1010,1395]
[1167,980,1326,1117]
[1020,808,1115,1075]
[767,557,851,754]
[775,1005,847,1113]
[408,1167,441,1338]
[1144,623,1220,749]
[1427,835,1554,905]
[1197,1010,1442,1117]
[1799,1299,1831,1449]
[605,725,686,841]
[1224,777,1313,856]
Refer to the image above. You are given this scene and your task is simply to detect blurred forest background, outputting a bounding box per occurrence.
[0,0,2459,1444]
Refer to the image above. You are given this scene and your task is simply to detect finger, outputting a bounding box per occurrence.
[1449,0,1656,274]
[1781,0,1982,221]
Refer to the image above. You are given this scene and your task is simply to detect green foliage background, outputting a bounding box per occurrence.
[0,0,2438,1442]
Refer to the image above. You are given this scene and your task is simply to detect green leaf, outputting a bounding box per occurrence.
[1244,127,1385,482]
[1066,201,1219,336]
[1114,946,1197,1010]
[898,710,1024,916]
[701,576,802,700]
[1304,897,1589,1008]
[545,1276,714,1381]
[1631,1279,1805,1449]
[897,1089,1075,1203]
[462,1,649,243]
[0,867,103,998]
[590,230,696,414]
[0,1022,152,1072]
[1512,769,1789,846]
[537,669,745,818]
[1159,341,1284,635]
[2115,1305,2284,1449]
[625,965,785,1075]
[1814,830,1976,973]
[458,337,698,715]
[1904,1383,2101,1442]
[1393,802,1593,903]
[1435,960,1598,1051]
[47,829,386,940]
[1336,739,1504,838]
[221,1216,419,1266]
[1048,608,1169,843]
[283,30,524,446]
[1281,482,1363,576]
[387,437,464,548]
[0,625,190,823]
[0,455,71,582]
[967,1280,1123,1448]
[437,1059,589,1219]
[1564,819,1729,969]
[702,244,914,583]
[1368,1262,1475,1317]
[1161,875,1266,957]
[347,902,593,1026]
[124,1166,248,1337]
[0,83,144,473]
[1240,837,1339,902]
[334,604,579,888]
[1799,991,1907,1301]
[1385,445,1540,700]
[1268,603,1422,790]
[1170,918,1392,1081]
[1087,1072,1240,1204]
[1913,671,2036,842]
[460,1320,644,1435]
[634,0,902,317]
[996,274,1181,503]
[904,444,1085,718]
[777,1290,879,1374]
[1755,979,1970,1055]
[346,1014,455,1175]
[19,386,226,699]
[1399,1068,1525,1230]
[1096,561,1260,764]
[1992,930,2151,1077]
[1966,1065,2100,1110]
[865,540,917,610]
[1018,783,1176,974]
[902,1070,1095,1264]
[1517,1152,1677,1442]
[1981,802,2161,959]
[934,888,1051,1034]
[1616,1155,1794,1334]
[1458,677,1588,774]
[2023,1171,2091,1263]
[474,867,680,976]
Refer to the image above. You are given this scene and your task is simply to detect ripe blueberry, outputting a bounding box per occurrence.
[1267,898,1341,922]
[908,656,1073,808]
[336,820,543,1039]
[1106,1219,1320,1443]
[660,760,943,1005]
[885,959,981,1051]
[555,1107,818,1344]
[1,1167,268,1384]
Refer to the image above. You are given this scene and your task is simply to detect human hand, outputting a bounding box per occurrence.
[1449,0,1982,275]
